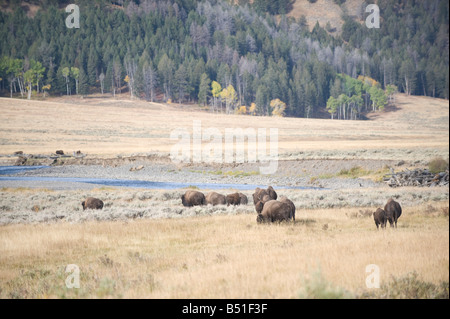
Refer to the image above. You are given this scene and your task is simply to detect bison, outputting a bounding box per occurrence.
[384,198,402,228]
[257,200,292,224]
[205,192,227,206]
[181,190,206,207]
[252,186,277,205]
[226,193,241,206]
[373,208,387,229]
[254,195,273,214]
[238,193,248,205]
[279,196,296,221]
[82,197,104,210]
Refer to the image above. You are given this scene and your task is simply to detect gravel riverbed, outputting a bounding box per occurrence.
[1,158,392,190]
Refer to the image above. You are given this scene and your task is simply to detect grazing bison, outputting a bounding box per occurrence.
[279,196,296,221]
[254,195,273,214]
[257,200,292,223]
[384,198,402,228]
[252,186,277,205]
[226,193,241,206]
[238,193,248,205]
[205,192,227,206]
[373,208,387,229]
[181,190,206,207]
[82,197,104,210]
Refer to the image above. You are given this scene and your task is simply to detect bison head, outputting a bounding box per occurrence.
[255,201,264,214]
[267,186,277,200]
[256,214,264,224]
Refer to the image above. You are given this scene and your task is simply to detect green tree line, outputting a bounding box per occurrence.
[0,0,448,119]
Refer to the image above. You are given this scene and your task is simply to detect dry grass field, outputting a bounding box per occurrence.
[0,201,448,299]
[0,93,448,299]
[0,93,448,162]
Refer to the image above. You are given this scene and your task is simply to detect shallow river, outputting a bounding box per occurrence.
[0,166,322,190]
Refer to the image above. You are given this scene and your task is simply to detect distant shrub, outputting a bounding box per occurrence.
[235,105,247,115]
[360,272,449,299]
[338,166,369,178]
[428,157,448,174]
[298,269,352,299]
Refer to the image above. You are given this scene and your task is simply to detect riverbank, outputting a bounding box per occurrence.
[1,156,397,191]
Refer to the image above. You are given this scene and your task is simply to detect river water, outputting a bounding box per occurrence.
[0,166,322,190]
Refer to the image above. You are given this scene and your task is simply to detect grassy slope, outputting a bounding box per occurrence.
[0,93,448,161]
[287,0,366,33]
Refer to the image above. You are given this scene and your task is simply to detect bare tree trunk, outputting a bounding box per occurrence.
[124,58,137,99]
[27,81,32,100]
[9,77,14,98]
[99,72,105,95]
[17,78,24,98]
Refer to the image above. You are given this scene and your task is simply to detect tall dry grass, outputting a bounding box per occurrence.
[0,202,448,298]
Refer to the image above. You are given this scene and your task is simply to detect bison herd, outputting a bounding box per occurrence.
[79,186,402,229]
[179,186,296,224]
[178,186,401,228]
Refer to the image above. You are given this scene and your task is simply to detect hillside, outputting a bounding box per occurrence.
[0,94,447,163]
[0,0,449,118]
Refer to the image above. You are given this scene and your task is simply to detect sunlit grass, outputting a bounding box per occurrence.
[0,202,447,299]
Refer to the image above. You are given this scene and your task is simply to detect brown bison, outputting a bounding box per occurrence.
[373,208,387,229]
[82,197,104,210]
[279,196,296,221]
[257,200,292,223]
[254,195,273,214]
[181,190,206,207]
[226,193,241,206]
[252,186,277,205]
[384,198,402,228]
[205,192,227,206]
[238,193,248,205]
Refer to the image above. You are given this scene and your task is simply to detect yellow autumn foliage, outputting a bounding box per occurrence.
[236,105,247,115]
[270,99,286,117]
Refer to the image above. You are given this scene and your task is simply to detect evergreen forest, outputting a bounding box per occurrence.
[0,0,448,119]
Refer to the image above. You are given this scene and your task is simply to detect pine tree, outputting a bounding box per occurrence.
[198,73,210,106]
[87,46,98,87]
[104,61,114,95]
[158,54,174,101]
[174,64,189,104]
[79,66,89,96]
